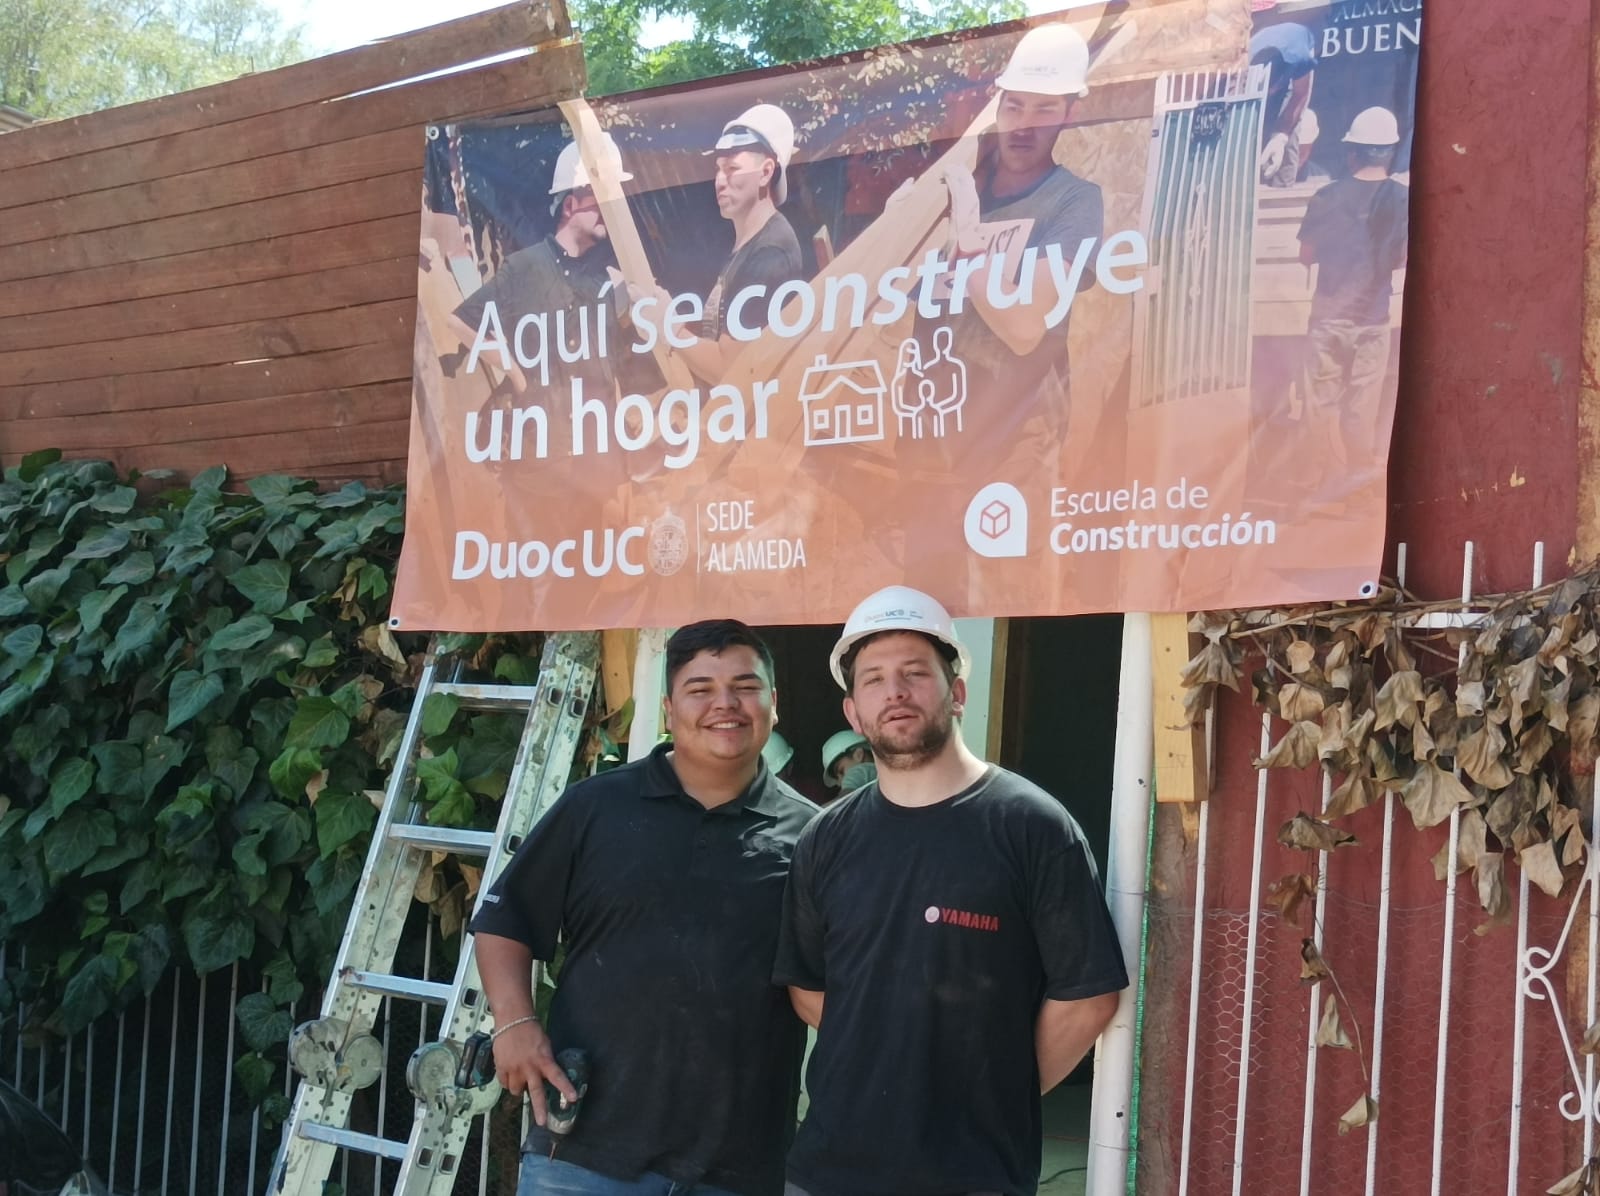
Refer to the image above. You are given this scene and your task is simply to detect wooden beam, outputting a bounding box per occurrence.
[0,43,584,212]
[0,1,572,172]
[1151,612,1207,803]
[985,617,1010,763]
[600,630,639,729]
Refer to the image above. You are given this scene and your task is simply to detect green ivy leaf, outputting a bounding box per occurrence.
[229,561,291,615]
[49,757,95,809]
[182,882,255,973]
[305,848,363,916]
[208,613,275,654]
[286,697,351,750]
[314,790,375,858]
[234,992,295,1053]
[104,595,171,673]
[78,584,129,636]
[234,1053,278,1105]
[3,622,42,662]
[66,525,130,560]
[59,952,120,1032]
[167,670,225,732]
[0,655,54,720]
[44,809,117,878]
[302,635,339,669]
[22,564,73,611]
[81,831,149,879]
[92,741,144,799]
[102,552,155,586]
[268,747,323,799]
[89,486,138,514]
[18,448,62,483]
[191,465,228,493]
[421,693,461,737]
[0,586,27,617]
[426,783,476,827]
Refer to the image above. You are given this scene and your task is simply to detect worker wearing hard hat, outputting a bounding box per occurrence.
[820,729,871,793]
[922,23,1104,429]
[1250,20,1317,185]
[448,130,661,419]
[774,585,1127,1196]
[669,103,804,385]
[1296,106,1409,471]
[473,619,816,1196]
[762,728,795,778]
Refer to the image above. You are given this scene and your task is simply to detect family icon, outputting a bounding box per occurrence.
[891,328,968,439]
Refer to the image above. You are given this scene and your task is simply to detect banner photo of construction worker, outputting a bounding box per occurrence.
[392,0,1421,631]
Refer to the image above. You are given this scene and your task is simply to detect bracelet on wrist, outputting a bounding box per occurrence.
[490,1014,539,1042]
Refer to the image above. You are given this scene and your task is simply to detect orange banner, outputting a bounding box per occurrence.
[392,0,1418,631]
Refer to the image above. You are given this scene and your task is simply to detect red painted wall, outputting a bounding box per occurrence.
[1139,1,1591,1191]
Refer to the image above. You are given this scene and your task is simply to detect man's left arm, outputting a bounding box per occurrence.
[1036,992,1120,1093]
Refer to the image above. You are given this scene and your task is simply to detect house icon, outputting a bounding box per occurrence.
[798,355,888,446]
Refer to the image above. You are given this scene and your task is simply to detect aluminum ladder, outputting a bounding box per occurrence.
[270,630,600,1194]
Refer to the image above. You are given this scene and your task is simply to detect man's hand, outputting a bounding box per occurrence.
[493,1019,579,1128]
[1259,132,1289,180]
[941,163,983,254]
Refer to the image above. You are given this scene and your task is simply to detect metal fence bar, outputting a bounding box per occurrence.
[1299,769,1334,1195]
[378,992,394,1195]
[1587,773,1599,1162]
[190,970,208,1195]
[111,1011,127,1187]
[1176,796,1211,1196]
[1431,542,1476,1196]
[82,1025,93,1159]
[136,991,153,1185]
[479,1112,492,1195]
[1364,790,1397,1194]
[1230,715,1273,1196]
[218,963,240,1196]
[163,972,181,1194]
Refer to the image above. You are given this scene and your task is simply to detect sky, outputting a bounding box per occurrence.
[268,0,1074,56]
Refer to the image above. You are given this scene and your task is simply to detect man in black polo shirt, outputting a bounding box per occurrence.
[473,620,816,1196]
[774,586,1127,1196]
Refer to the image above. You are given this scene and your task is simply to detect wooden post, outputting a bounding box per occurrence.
[1151,611,1207,802]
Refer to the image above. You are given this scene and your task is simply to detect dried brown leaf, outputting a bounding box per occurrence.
[1515,721,1555,773]
[1572,691,1600,770]
[1431,811,1487,882]
[1543,672,1573,732]
[1350,614,1386,654]
[1315,994,1352,1050]
[460,864,484,900]
[1485,786,1525,843]
[1401,763,1473,829]
[1476,850,1509,920]
[1519,840,1567,899]
[1375,670,1424,731]
[1457,722,1515,789]
[1327,773,1380,820]
[1180,640,1241,691]
[1367,737,1400,783]
[1188,611,1232,641]
[1318,702,1351,761]
[1300,938,1332,983]
[1337,1093,1377,1136]
[1411,715,1436,761]
[1504,656,1543,734]
[414,857,445,903]
[1286,639,1316,675]
[305,770,329,804]
[1280,681,1327,723]
[1325,637,1353,673]
[1266,873,1316,923]
[1278,813,1358,853]
[1257,721,1321,770]
[1552,803,1589,867]
[1581,1022,1600,1057]
[1547,1162,1589,1196]
[1456,680,1487,718]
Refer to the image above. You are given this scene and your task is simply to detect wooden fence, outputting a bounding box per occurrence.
[0,1,585,487]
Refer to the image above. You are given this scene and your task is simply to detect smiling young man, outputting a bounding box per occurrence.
[472,620,817,1196]
[773,586,1127,1196]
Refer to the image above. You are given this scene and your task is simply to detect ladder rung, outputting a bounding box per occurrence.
[298,1121,408,1159]
[346,970,451,1004]
[433,682,542,710]
[389,824,495,854]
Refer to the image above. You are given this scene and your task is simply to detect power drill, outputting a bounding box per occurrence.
[543,1048,590,1136]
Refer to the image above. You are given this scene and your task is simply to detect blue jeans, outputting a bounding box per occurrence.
[519,1151,743,1196]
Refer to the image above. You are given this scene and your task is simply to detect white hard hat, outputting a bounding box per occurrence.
[549,133,633,195]
[1342,106,1400,147]
[821,730,869,785]
[712,104,795,205]
[994,24,1091,100]
[1295,107,1319,144]
[762,729,793,773]
[829,585,971,690]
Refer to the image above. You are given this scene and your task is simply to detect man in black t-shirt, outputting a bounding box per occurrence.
[669,104,804,384]
[1297,106,1409,471]
[773,585,1128,1196]
[473,620,817,1196]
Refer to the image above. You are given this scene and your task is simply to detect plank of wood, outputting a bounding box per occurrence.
[1,382,411,457]
[600,629,639,727]
[0,343,407,423]
[0,1,571,172]
[1151,612,1207,802]
[0,127,422,249]
[0,257,414,354]
[0,214,419,321]
[0,173,420,285]
[0,297,414,387]
[558,98,697,392]
[0,43,585,213]
[985,617,1010,763]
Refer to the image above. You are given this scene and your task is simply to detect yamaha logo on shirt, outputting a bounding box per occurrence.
[923,904,1001,933]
